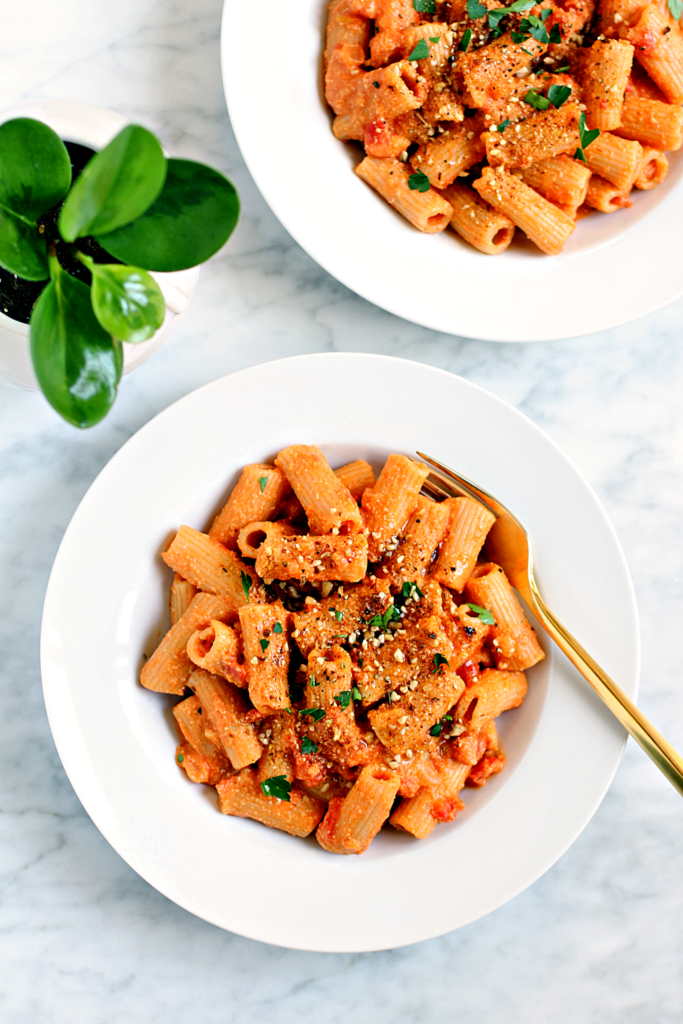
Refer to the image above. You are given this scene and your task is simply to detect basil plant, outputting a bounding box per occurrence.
[0,118,240,427]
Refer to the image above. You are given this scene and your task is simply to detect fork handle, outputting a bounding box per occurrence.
[523,579,683,797]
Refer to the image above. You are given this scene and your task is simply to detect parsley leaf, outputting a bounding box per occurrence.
[299,708,326,722]
[240,570,252,603]
[309,674,319,686]
[258,475,268,493]
[556,64,570,71]
[401,581,424,599]
[467,0,487,16]
[301,736,318,755]
[429,35,441,43]
[260,775,291,801]
[408,38,430,60]
[260,638,270,652]
[525,88,550,110]
[368,605,400,630]
[334,690,353,709]
[352,686,363,701]
[429,714,453,737]
[496,119,510,132]
[273,621,283,634]
[574,111,600,162]
[413,0,436,10]
[408,170,431,193]
[458,27,472,50]
[177,752,184,763]
[332,608,343,622]
[547,83,571,108]
[466,602,495,625]
[432,653,450,673]
[669,0,683,16]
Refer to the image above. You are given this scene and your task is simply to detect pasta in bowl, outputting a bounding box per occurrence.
[143,445,546,854]
[323,0,683,254]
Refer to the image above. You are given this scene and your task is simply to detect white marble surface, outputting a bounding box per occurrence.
[1,0,683,1019]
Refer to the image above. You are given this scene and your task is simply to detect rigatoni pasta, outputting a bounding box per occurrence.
[323,0,683,255]
[143,447,544,853]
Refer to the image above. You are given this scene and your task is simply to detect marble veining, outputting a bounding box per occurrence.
[1,0,682,1020]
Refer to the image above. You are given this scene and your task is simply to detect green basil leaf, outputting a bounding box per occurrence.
[301,736,318,755]
[240,570,252,603]
[432,652,450,673]
[85,259,165,343]
[496,119,511,132]
[467,0,487,17]
[669,0,683,18]
[547,84,572,108]
[408,170,431,193]
[413,0,436,10]
[525,89,551,110]
[0,118,71,280]
[59,125,166,242]
[30,260,121,428]
[260,775,291,802]
[549,23,562,42]
[299,708,326,722]
[458,27,472,50]
[408,39,430,60]
[466,602,495,625]
[334,691,353,709]
[96,159,240,272]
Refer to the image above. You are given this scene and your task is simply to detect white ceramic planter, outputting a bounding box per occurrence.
[0,98,199,391]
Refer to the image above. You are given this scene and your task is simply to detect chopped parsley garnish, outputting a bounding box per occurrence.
[496,119,510,132]
[467,0,487,17]
[430,714,453,737]
[258,475,268,493]
[299,708,326,722]
[334,690,353,709]
[432,653,450,673]
[458,27,472,51]
[408,39,430,60]
[525,88,550,110]
[574,111,600,163]
[177,753,184,763]
[401,581,424,599]
[413,0,436,10]
[512,8,561,44]
[301,736,318,755]
[358,658,363,668]
[368,605,400,629]
[408,170,431,193]
[260,775,291,802]
[309,675,319,687]
[487,0,535,36]
[260,638,270,652]
[556,64,570,72]
[352,686,363,701]
[547,83,572,108]
[240,570,252,603]
[429,35,441,43]
[332,608,344,622]
[273,621,283,634]
[466,602,495,625]
[669,0,683,18]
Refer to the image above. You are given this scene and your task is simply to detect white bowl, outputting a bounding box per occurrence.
[0,98,199,391]
[40,353,639,952]
[221,0,683,341]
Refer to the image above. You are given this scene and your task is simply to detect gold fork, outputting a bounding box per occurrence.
[417,451,683,797]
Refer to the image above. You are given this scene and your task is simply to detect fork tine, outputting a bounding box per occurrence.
[416,453,499,520]
[420,478,450,503]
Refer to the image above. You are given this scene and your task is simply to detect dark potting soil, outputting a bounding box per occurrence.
[0,140,119,324]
